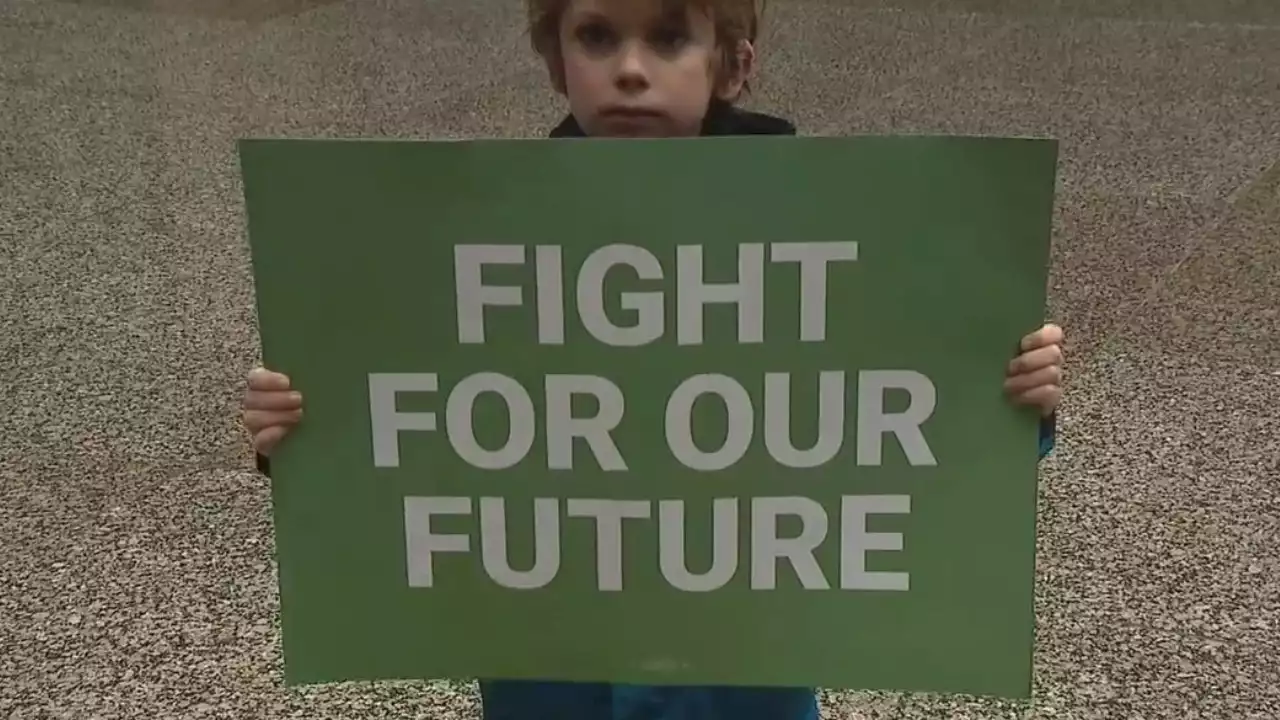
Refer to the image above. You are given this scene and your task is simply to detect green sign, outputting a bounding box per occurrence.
[241,135,1057,698]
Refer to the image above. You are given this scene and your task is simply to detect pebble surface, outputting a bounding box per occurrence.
[1,0,1278,718]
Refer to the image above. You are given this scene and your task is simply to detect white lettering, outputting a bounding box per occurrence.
[750,497,830,590]
[369,373,438,468]
[664,374,754,471]
[454,245,524,344]
[402,495,914,592]
[658,498,739,592]
[577,244,664,347]
[676,244,764,345]
[480,498,561,590]
[769,242,859,342]
[567,499,651,591]
[446,372,536,470]
[840,495,910,591]
[545,375,627,471]
[856,370,938,466]
[535,245,564,345]
[764,371,845,468]
[404,496,471,587]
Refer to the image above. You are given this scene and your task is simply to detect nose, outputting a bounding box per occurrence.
[613,40,650,94]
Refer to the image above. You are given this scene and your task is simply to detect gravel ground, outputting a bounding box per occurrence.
[1,0,1278,718]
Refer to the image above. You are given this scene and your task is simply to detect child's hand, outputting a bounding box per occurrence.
[1004,323,1064,417]
[242,367,303,456]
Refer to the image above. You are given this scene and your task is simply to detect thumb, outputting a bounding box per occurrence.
[253,425,289,456]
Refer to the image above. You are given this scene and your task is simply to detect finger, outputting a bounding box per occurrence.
[253,425,291,456]
[1008,344,1064,375]
[248,367,292,392]
[243,408,303,434]
[1004,365,1063,394]
[244,389,303,412]
[1020,323,1065,352]
[1014,385,1062,418]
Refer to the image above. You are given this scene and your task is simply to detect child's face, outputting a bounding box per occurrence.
[557,0,735,137]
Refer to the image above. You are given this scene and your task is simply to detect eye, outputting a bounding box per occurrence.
[575,20,617,52]
[648,24,689,53]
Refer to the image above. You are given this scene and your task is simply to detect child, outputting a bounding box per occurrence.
[242,0,1066,717]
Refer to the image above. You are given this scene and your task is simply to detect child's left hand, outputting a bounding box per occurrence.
[1005,323,1064,417]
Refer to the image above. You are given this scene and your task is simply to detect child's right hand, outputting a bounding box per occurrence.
[242,367,303,456]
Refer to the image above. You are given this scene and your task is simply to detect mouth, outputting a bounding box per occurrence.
[599,106,668,120]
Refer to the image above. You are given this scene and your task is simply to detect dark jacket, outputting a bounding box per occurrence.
[549,97,797,138]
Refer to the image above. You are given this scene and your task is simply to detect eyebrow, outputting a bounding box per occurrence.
[565,8,609,24]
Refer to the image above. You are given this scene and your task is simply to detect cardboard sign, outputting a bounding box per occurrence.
[241,134,1056,697]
